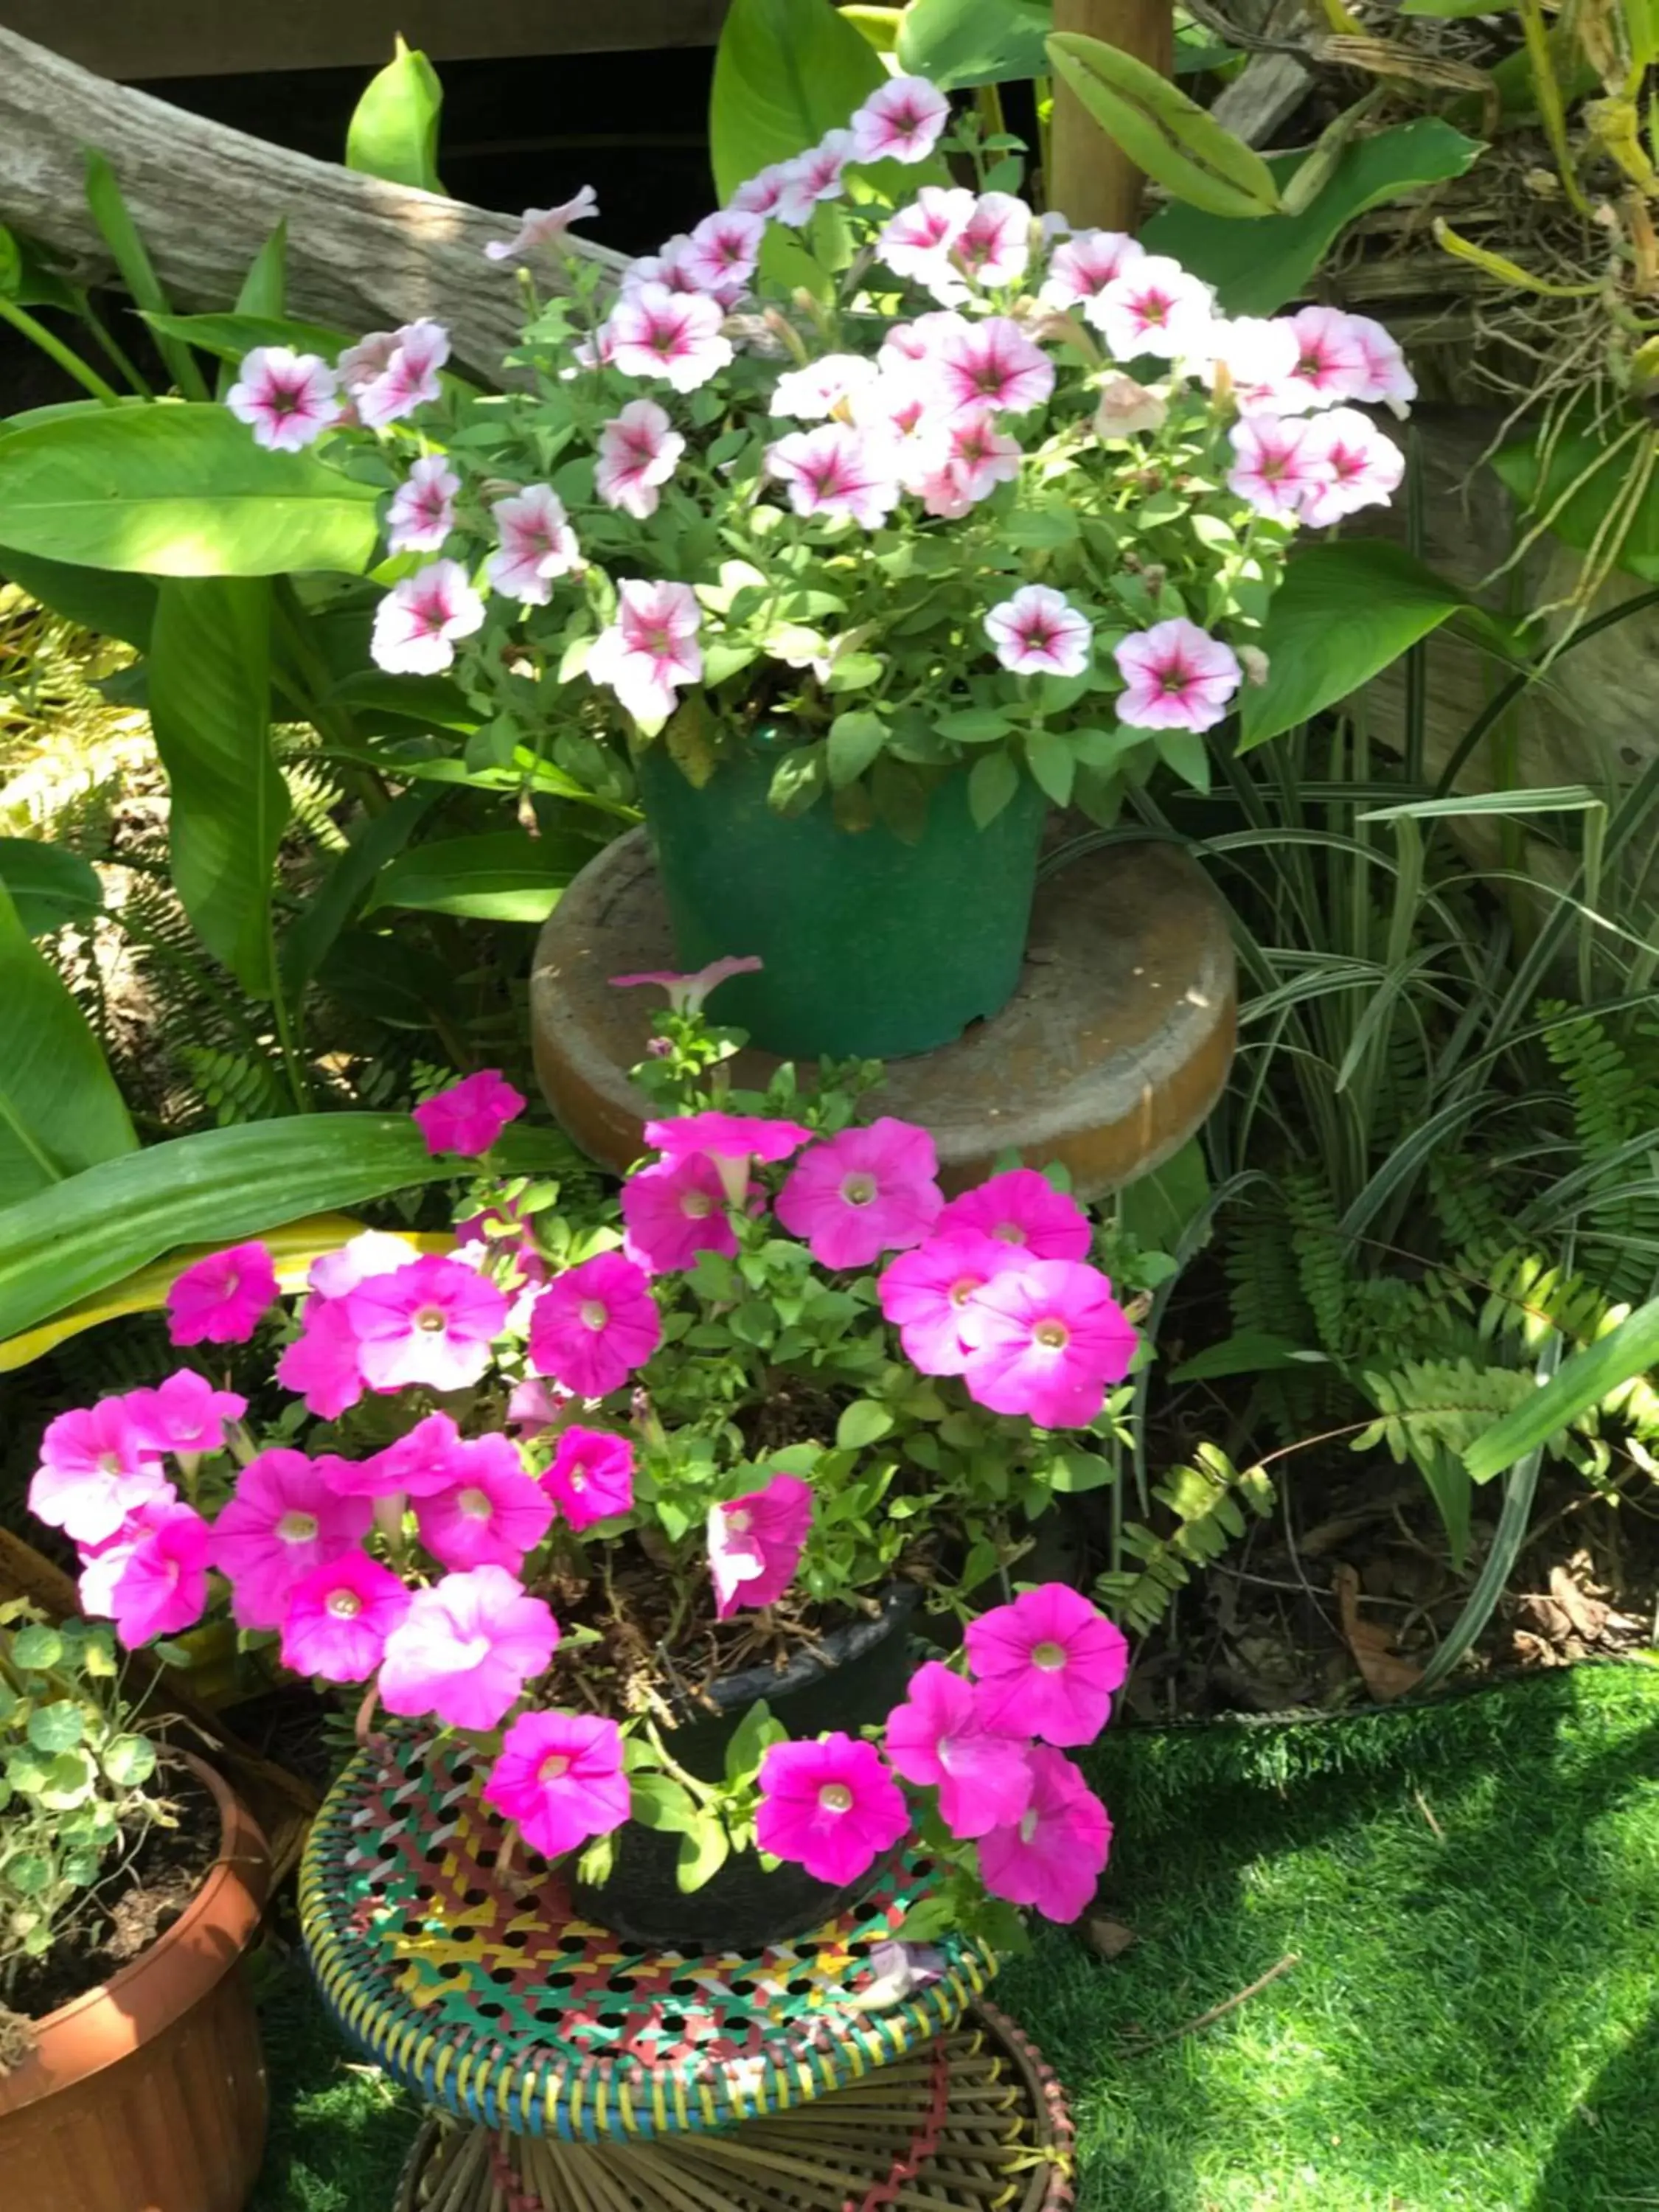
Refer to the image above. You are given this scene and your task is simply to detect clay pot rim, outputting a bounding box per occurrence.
[0,1749,271,2118]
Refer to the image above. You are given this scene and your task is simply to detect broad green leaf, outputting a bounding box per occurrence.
[968,748,1020,826]
[280,787,441,998]
[5,1853,52,1896]
[149,577,286,995]
[0,839,102,936]
[1119,1135,1211,1251]
[1046,1450,1115,1494]
[0,226,79,313]
[37,1748,97,1810]
[1168,1329,1311,1384]
[723,1699,785,1788]
[0,883,136,1206]
[10,1625,63,1671]
[629,1773,703,1834]
[1464,1298,1659,1481]
[145,310,352,369]
[1144,119,1486,316]
[365,830,594,922]
[1046,31,1282,218]
[1492,414,1659,581]
[1025,727,1075,808]
[836,1399,895,1450]
[709,0,889,201]
[347,38,446,194]
[0,549,156,650]
[27,1702,83,1754]
[827,709,888,787]
[843,5,905,52]
[83,150,209,401]
[898,0,1052,87]
[0,406,380,577]
[101,1733,159,1787]
[0,1115,576,1343]
[236,223,288,318]
[675,1815,733,1893]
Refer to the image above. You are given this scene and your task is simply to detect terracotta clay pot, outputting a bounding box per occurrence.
[0,1753,272,2212]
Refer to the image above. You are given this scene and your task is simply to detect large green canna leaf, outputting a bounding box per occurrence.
[0,405,380,577]
[0,883,136,1206]
[0,549,156,650]
[347,38,446,194]
[709,0,889,201]
[897,0,1051,86]
[1046,30,1282,217]
[0,839,103,936]
[365,830,597,921]
[147,577,288,996]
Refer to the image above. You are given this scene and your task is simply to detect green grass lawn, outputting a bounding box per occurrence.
[252,1663,1659,2212]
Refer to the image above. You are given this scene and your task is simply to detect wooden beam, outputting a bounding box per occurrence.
[1048,0,1175,234]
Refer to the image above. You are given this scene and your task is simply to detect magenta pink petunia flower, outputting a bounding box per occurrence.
[877,1231,1022,1377]
[609,953,762,1013]
[487,484,582,606]
[543,1425,636,1533]
[936,1169,1093,1262]
[344,1255,509,1394]
[80,1499,211,1649]
[29,1400,172,1548]
[765,423,902,529]
[775,1117,943,1271]
[965,1581,1129,1747]
[977,1745,1111,1923]
[348,319,450,430]
[643,1110,813,1205]
[386,454,459,555]
[226,347,341,451]
[507,1377,571,1439]
[951,192,1032,290]
[984,586,1092,679]
[484,188,599,262]
[849,74,951,166]
[1090,255,1214,362]
[528,1251,661,1399]
[166,1241,279,1347]
[329,1411,476,1502]
[622,1152,740,1277]
[708,1472,813,1620]
[1297,407,1404,529]
[279,1551,411,1682]
[411,1069,527,1157]
[378,1564,559,1731]
[755,1733,910,1888]
[276,1296,366,1419]
[125,1370,248,1458]
[1039,229,1144,312]
[923,316,1054,420]
[961,1259,1136,1429]
[414,1433,554,1573]
[370,559,486,676]
[308,1231,422,1298]
[883,1659,1034,1840]
[1226,413,1328,524]
[585,577,703,729]
[602,280,734,393]
[679,208,766,296]
[594,399,686,520]
[483,1709,630,1862]
[210,1448,375,1630]
[1114,618,1242,735]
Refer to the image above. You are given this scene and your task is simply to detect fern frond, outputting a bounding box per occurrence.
[1096,1444,1277,1636]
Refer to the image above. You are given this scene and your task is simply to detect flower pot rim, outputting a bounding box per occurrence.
[0,1750,271,2118]
[686,1582,920,1723]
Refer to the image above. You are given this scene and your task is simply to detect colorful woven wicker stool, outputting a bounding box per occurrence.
[301,1732,1074,2208]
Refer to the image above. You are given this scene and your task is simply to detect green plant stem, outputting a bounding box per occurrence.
[265,917,313,1112]
[72,293,155,397]
[0,296,119,403]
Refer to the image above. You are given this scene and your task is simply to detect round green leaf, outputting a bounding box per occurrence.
[6,1852,53,1896]
[27,1700,84,1754]
[38,1748,98,1809]
[10,1624,62,1671]
[102,1732,158,1787]
[836,1398,895,1450]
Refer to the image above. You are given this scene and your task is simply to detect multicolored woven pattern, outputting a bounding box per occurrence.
[300,1730,998,2141]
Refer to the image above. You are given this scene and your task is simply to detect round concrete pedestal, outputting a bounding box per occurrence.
[530,830,1235,1199]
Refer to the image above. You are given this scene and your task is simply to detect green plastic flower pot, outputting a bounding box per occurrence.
[634,742,1047,1060]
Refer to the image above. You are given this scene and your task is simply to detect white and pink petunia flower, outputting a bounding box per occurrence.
[602,282,734,392]
[370,559,486,675]
[594,399,686,519]
[950,192,1033,291]
[1297,407,1405,526]
[486,484,582,605]
[618,236,703,300]
[984,585,1092,678]
[347,319,450,430]
[878,310,967,374]
[765,422,902,528]
[679,208,767,298]
[729,163,793,219]
[1345,313,1417,418]
[770,352,880,421]
[1282,305,1369,411]
[484,187,599,262]
[1115,618,1242,734]
[849,74,952,165]
[931,408,1021,509]
[1210,316,1301,417]
[851,366,952,490]
[877,187,975,300]
[1089,255,1214,363]
[1227,412,1329,521]
[923,315,1054,420]
[385,454,459,554]
[585,577,703,728]
[1039,229,1144,312]
[773,130,855,226]
[226,347,342,451]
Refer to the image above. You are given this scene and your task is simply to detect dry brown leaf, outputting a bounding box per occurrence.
[1084,1917,1138,1960]
[1332,1562,1423,1703]
[1548,1565,1609,1643]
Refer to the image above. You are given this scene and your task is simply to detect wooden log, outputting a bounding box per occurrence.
[1048,0,1175,234]
[0,26,627,385]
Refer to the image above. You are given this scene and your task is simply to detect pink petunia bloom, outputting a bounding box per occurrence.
[708,1472,813,1619]
[487,484,582,605]
[644,1110,814,1199]
[1227,413,1329,522]
[965,1581,1129,1746]
[484,187,599,262]
[766,424,902,529]
[350,319,450,430]
[226,347,342,451]
[951,192,1032,291]
[507,1377,570,1440]
[1039,229,1144,312]
[28,1402,170,1549]
[412,1069,527,1156]
[883,1659,1033,1839]
[770,352,881,422]
[332,1410,478,1501]
[679,208,767,296]
[279,1551,411,1682]
[456,1197,547,1289]
[877,1231,1022,1376]
[1282,304,1370,411]
[1345,313,1416,418]
[414,1432,554,1572]
[483,1709,630,1862]
[755,1733,909,1888]
[543,1425,636,1532]
[850,368,950,490]
[528,1251,661,1398]
[1297,407,1405,528]
[210,1448,374,1631]
[961,1258,1137,1428]
[609,953,762,1012]
[977,1745,1111,1923]
[879,310,968,373]
[276,1296,366,1419]
[1115,618,1242,734]
[1211,316,1301,417]
[773,131,855,226]
[595,399,686,519]
[81,1500,211,1649]
[125,1370,247,1458]
[729,162,793,219]
[984,585,1092,678]
[386,454,459,555]
[877,188,975,291]
[370,559,486,676]
[932,408,1022,508]
[378,1565,559,1732]
[1090,255,1214,362]
[618,238,699,300]
[849,74,951,166]
[602,282,734,393]
[167,1241,279,1347]
[344,1254,509,1394]
[309,1231,422,1298]
[775,1118,943,1270]
[924,316,1054,421]
[936,1169,1093,1262]
[622,1152,740,1276]
[585,577,703,729]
